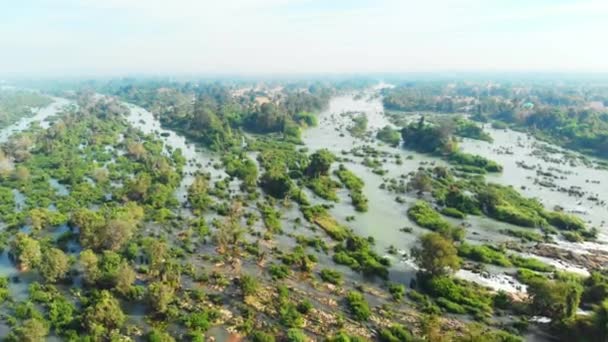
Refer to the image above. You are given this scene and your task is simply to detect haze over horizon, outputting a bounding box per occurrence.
[2,0,608,76]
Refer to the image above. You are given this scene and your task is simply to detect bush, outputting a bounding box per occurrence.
[268,264,290,280]
[407,201,455,238]
[286,328,307,342]
[346,291,371,321]
[458,243,511,267]
[297,300,313,314]
[420,275,493,316]
[441,207,466,219]
[333,236,389,279]
[378,324,415,342]
[388,283,405,301]
[320,268,343,285]
[436,297,466,314]
[239,274,259,297]
[280,303,304,328]
[251,331,275,342]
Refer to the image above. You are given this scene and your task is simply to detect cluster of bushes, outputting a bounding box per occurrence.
[419,275,494,318]
[333,236,389,279]
[334,165,368,212]
[302,205,349,241]
[376,125,401,146]
[458,243,554,272]
[448,151,503,173]
[306,176,340,202]
[407,201,463,241]
[319,268,343,285]
[453,118,493,142]
[345,291,371,321]
[0,90,53,129]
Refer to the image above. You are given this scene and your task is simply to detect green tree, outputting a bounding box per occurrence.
[412,233,460,277]
[306,149,334,177]
[528,278,583,323]
[9,318,49,342]
[592,300,608,342]
[83,290,125,335]
[11,233,41,271]
[148,281,175,314]
[38,247,70,283]
[80,249,100,285]
[115,261,136,296]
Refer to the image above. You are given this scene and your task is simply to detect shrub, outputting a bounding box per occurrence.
[388,283,405,301]
[268,264,290,280]
[441,207,466,219]
[286,329,307,342]
[320,268,343,285]
[251,331,275,342]
[346,291,371,321]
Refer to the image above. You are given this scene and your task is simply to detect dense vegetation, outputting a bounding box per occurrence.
[0,77,604,341]
[383,81,608,158]
[0,90,52,128]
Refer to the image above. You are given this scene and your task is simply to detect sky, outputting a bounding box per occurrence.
[1,0,608,76]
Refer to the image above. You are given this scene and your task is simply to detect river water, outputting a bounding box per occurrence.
[301,91,608,291]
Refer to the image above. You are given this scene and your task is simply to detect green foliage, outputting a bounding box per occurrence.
[279,302,304,328]
[412,233,460,277]
[376,125,401,146]
[147,328,176,342]
[388,283,406,301]
[448,151,503,173]
[38,247,70,283]
[407,201,462,240]
[420,275,493,316]
[251,331,276,342]
[458,243,511,267]
[476,185,547,228]
[348,114,368,137]
[333,236,389,279]
[320,268,343,285]
[307,176,340,202]
[188,175,212,213]
[258,202,282,233]
[378,324,416,342]
[334,165,368,212]
[302,205,349,241]
[306,149,335,178]
[7,318,49,342]
[453,118,493,142]
[0,277,9,303]
[441,207,466,219]
[83,290,125,336]
[401,117,457,154]
[11,232,41,271]
[148,281,176,314]
[269,263,290,280]
[223,154,259,191]
[0,90,52,129]
[239,274,260,297]
[527,278,583,322]
[346,291,371,321]
[286,328,307,342]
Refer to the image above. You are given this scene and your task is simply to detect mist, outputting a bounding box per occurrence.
[2,0,608,76]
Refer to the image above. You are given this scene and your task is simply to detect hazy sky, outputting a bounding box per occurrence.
[2,0,608,76]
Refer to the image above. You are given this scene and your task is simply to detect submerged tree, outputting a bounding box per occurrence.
[38,247,70,283]
[412,233,460,277]
[11,233,42,271]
